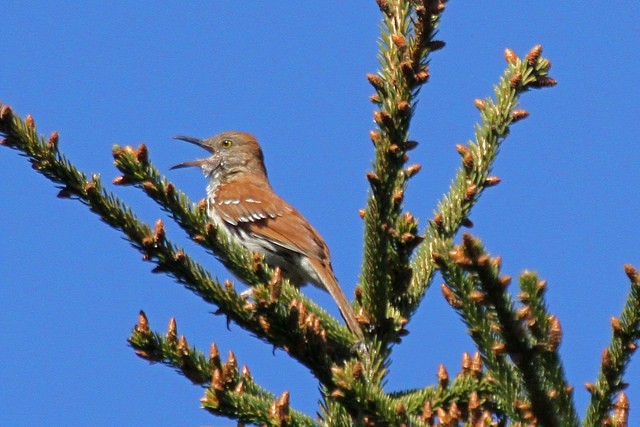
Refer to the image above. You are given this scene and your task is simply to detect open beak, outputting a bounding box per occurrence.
[171,135,213,170]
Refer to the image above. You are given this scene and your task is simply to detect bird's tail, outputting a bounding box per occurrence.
[311,260,363,339]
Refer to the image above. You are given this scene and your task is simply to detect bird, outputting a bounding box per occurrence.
[171,131,363,337]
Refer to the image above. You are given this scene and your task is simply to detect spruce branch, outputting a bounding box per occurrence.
[361,0,446,338]
[447,234,579,426]
[388,357,501,423]
[129,312,318,427]
[584,264,640,427]
[434,248,525,422]
[404,45,556,326]
[0,106,352,384]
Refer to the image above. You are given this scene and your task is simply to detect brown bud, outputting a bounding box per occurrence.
[422,401,433,422]
[530,76,557,88]
[369,130,381,145]
[510,72,523,88]
[84,181,97,194]
[226,351,238,373]
[613,392,629,426]
[400,60,415,81]
[526,45,543,65]
[137,310,150,335]
[112,176,129,186]
[373,109,394,128]
[167,317,178,342]
[415,67,430,83]
[376,0,390,14]
[0,105,13,120]
[469,290,484,302]
[441,284,461,308]
[476,254,490,267]
[511,109,530,122]
[449,249,472,268]
[153,219,165,244]
[366,73,385,90]
[492,343,506,355]
[234,380,245,395]
[547,315,562,351]
[48,131,59,150]
[455,143,470,157]
[499,275,512,289]
[484,176,501,187]
[437,364,449,388]
[461,217,474,228]
[585,382,595,393]
[461,352,472,371]
[468,391,480,411]
[394,402,406,416]
[258,316,270,333]
[436,407,450,424]
[624,263,639,283]
[164,182,175,198]
[276,391,290,423]
[141,181,156,193]
[431,251,446,268]
[269,267,283,301]
[398,100,411,115]
[241,365,252,380]
[392,188,404,204]
[504,48,519,64]
[177,335,189,356]
[366,171,380,186]
[212,368,224,391]
[465,184,478,201]
[602,348,612,370]
[516,306,532,321]
[404,164,421,178]
[391,34,406,49]
[462,152,474,173]
[472,352,483,373]
[448,401,461,420]
[209,343,221,367]
[433,213,444,230]
[611,317,623,335]
[474,99,486,110]
[25,114,35,127]
[136,144,149,165]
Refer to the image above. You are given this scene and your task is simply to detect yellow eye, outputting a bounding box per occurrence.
[221,139,233,148]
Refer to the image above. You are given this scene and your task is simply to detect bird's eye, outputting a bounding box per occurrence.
[221,139,233,148]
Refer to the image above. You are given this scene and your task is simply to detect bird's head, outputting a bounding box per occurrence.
[171,131,267,182]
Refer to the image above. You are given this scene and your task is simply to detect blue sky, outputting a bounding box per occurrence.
[1,2,639,426]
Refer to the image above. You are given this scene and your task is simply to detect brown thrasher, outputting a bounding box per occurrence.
[172,131,363,337]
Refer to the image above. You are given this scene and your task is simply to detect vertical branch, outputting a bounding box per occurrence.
[360,0,446,339]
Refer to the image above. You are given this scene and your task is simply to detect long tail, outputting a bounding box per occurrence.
[311,259,364,339]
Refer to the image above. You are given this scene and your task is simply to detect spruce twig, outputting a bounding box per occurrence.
[448,234,579,426]
[405,45,556,327]
[583,264,640,426]
[130,312,318,427]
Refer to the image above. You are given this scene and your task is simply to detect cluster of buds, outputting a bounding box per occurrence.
[282,299,329,352]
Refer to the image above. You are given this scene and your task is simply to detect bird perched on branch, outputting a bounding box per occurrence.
[172,131,362,337]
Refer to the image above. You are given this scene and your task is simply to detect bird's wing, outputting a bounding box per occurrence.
[214,181,328,262]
